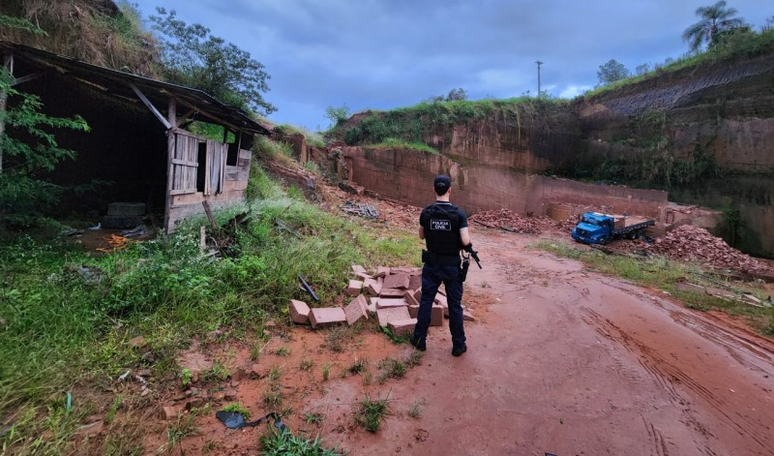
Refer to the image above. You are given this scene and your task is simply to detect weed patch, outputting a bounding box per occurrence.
[354,395,390,433]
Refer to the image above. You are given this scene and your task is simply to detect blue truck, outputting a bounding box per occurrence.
[571,212,655,245]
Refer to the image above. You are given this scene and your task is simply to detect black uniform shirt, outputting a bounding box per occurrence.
[419,202,468,256]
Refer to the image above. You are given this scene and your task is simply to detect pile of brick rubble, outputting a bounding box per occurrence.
[289,265,474,334]
[646,225,774,277]
[469,209,574,235]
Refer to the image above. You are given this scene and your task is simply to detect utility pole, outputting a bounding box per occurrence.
[535,60,543,99]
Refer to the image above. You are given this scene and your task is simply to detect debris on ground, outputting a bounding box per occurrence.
[95,234,132,253]
[216,410,286,430]
[646,225,774,279]
[340,201,379,218]
[470,209,572,235]
[289,263,476,331]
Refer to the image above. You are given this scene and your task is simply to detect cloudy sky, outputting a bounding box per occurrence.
[129,0,771,131]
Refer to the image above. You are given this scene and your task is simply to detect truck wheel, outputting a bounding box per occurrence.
[600,236,609,245]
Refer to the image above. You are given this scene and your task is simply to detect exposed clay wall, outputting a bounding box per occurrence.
[577,51,774,173]
[342,147,667,222]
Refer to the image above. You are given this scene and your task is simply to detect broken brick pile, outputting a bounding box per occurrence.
[289,264,475,334]
[470,209,571,234]
[646,225,774,277]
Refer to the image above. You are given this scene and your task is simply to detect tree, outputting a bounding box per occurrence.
[682,1,745,52]
[0,16,90,226]
[446,87,467,101]
[324,104,350,129]
[597,59,630,86]
[149,8,275,116]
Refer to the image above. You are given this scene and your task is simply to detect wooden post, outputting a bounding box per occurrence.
[0,53,14,175]
[164,98,177,233]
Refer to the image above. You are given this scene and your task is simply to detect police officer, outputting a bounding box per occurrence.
[411,175,473,356]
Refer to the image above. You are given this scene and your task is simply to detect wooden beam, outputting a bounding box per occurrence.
[129,83,172,130]
[164,98,176,233]
[176,98,244,134]
[11,72,43,86]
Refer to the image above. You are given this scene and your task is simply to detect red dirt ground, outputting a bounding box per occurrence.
[136,228,774,456]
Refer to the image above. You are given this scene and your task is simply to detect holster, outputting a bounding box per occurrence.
[459,257,471,282]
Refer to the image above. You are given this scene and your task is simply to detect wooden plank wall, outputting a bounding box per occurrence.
[167,148,252,231]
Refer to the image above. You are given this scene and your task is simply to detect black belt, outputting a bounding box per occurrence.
[422,250,460,266]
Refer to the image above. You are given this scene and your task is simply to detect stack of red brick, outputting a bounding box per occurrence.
[470,209,570,235]
[646,225,774,277]
[289,264,474,334]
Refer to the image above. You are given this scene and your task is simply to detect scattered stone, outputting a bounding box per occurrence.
[344,294,369,326]
[404,290,420,307]
[75,420,103,436]
[376,306,411,327]
[141,388,151,397]
[462,310,476,322]
[250,364,263,378]
[376,298,408,309]
[161,405,179,421]
[289,299,311,325]
[351,264,367,276]
[383,273,410,290]
[309,307,347,328]
[355,271,372,280]
[434,294,448,307]
[224,389,238,400]
[346,280,364,296]
[389,318,418,336]
[408,305,419,318]
[127,336,146,349]
[231,368,246,382]
[136,369,152,378]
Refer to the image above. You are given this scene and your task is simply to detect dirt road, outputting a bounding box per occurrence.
[311,230,774,455]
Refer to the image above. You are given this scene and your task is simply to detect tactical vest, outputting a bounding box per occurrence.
[423,203,462,256]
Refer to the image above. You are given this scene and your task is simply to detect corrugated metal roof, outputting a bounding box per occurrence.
[0,41,273,135]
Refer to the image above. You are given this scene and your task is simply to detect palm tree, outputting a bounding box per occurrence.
[682,1,745,51]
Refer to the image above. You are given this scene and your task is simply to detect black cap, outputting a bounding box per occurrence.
[434,175,451,194]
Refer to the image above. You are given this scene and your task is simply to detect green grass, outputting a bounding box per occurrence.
[222,402,251,419]
[533,241,774,333]
[354,395,390,433]
[339,97,569,146]
[0,164,417,454]
[370,138,439,154]
[261,428,341,455]
[377,357,407,383]
[304,412,324,426]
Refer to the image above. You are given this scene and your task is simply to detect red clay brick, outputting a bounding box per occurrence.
[374,266,390,278]
[431,305,444,326]
[364,277,382,296]
[388,318,417,336]
[376,306,411,327]
[404,290,419,307]
[289,299,310,325]
[434,294,448,307]
[344,294,369,326]
[408,274,422,290]
[309,308,347,328]
[376,298,408,309]
[408,305,419,318]
[345,280,363,296]
[379,288,405,298]
[383,273,409,289]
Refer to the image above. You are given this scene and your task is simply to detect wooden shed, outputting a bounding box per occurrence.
[0,42,272,232]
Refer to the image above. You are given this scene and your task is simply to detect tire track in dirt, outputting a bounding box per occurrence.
[580,306,773,454]
[641,415,669,456]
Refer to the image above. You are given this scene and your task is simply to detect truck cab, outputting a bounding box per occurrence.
[571,212,615,245]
